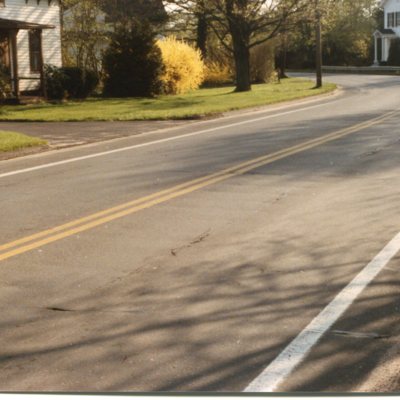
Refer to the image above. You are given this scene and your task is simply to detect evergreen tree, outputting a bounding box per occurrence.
[103,22,164,97]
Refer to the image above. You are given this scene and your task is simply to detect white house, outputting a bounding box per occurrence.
[0,0,62,98]
[373,0,400,64]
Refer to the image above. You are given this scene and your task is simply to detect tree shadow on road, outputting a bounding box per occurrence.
[0,108,399,392]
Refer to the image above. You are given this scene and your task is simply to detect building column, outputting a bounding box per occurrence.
[386,38,391,62]
[38,30,47,98]
[9,29,19,100]
[373,35,379,66]
[382,37,392,62]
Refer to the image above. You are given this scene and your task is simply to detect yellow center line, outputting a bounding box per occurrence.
[0,109,398,263]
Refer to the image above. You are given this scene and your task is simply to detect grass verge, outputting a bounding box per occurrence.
[0,78,336,122]
[0,131,47,152]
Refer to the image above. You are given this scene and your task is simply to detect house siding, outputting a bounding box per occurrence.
[0,0,62,90]
[384,0,400,35]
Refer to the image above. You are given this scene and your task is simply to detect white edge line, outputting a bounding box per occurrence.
[244,231,400,393]
[0,99,339,180]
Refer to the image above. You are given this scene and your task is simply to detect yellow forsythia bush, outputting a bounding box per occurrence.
[157,37,205,95]
[204,62,233,86]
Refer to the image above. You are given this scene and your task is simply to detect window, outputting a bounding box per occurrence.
[396,12,400,26]
[29,30,42,73]
[387,12,400,28]
[388,12,395,28]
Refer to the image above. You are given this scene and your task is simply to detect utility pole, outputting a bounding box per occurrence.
[315,0,323,88]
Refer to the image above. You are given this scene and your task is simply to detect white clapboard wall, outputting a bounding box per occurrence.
[0,0,62,90]
[383,0,400,36]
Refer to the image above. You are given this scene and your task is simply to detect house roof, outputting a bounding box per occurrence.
[0,17,54,30]
[380,28,396,34]
[374,28,397,38]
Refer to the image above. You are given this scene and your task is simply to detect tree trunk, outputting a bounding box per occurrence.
[196,13,207,59]
[276,44,288,80]
[233,44,251,92]
[225,0,251,92]
[315,7,323,88]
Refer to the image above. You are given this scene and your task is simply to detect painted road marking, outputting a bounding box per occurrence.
[0,109,398,262]
[244,231,400,392]
[0,100,340,180]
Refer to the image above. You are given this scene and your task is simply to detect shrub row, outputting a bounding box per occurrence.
[46,24,277,100]
[45,65,99,100]
[102,29,277,98]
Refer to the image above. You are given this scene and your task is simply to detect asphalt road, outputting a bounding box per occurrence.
[0,74,399,393]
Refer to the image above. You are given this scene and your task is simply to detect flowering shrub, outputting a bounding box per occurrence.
[204,62,233,86]
[157,37,205,95]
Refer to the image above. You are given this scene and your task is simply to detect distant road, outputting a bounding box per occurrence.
[0,74,399,392]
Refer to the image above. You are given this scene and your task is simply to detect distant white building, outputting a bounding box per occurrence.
[0,0,62,97]
[373,0,400,64]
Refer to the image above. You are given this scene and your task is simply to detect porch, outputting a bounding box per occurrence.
[0,17,54,102]
[373,29,397,65]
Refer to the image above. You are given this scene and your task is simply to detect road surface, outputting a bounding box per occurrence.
[0,74,399,392]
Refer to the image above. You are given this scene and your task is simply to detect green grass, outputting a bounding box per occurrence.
[0,131,47,152]
[0,78,336,122]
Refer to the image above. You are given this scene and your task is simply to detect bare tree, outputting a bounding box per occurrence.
[100,0,168,26]
[166,0,306,92]
[61,0,109,75]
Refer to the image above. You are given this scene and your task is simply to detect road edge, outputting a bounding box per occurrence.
[0,86,341,164]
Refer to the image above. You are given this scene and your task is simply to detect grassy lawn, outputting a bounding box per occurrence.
[0,78,336,122]
[0,131,47,152]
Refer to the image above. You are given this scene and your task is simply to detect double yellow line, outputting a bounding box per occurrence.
[1,109,398,263]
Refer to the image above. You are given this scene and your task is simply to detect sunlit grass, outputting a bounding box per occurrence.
[0,79,336,122]
[0,131,47,152]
